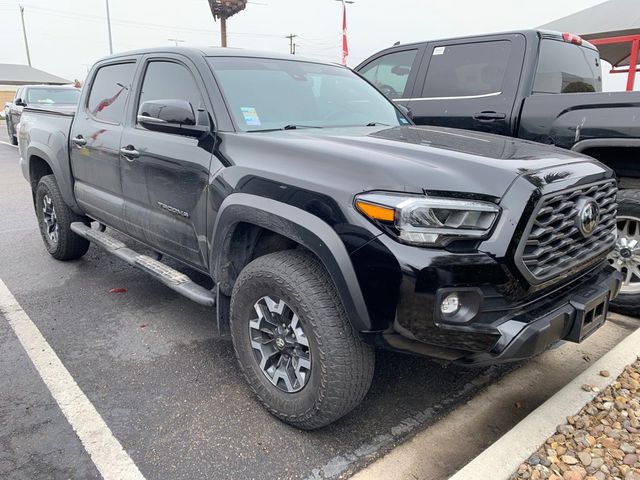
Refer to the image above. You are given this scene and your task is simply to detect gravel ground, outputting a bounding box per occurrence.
[511,358,640,480]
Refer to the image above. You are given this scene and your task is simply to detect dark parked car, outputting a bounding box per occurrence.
[356,30,640,314]
[5,84,80,145]
[18,47,621,428]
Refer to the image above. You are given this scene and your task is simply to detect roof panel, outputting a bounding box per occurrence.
[0,64,71,85]
[540,0,640,38]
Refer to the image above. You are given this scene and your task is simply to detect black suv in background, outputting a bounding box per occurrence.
[356,30,640,314]
[5,84,80,145]
[18,48,622,428]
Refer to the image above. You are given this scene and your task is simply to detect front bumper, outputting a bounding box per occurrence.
[359,262,622,365]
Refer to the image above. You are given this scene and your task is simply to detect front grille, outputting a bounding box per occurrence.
[516,180,617,283]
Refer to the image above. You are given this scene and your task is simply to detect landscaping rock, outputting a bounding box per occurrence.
[511,360,640,480]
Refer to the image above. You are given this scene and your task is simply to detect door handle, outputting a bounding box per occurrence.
[72,135,87,147]
[473,111,507,122]
[120,145,140,160]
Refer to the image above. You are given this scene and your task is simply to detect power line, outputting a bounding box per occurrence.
[18,4,284,40]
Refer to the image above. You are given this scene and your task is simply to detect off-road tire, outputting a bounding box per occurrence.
[230,249,375,429]
[610,189,640,316]
[35,175,90,260]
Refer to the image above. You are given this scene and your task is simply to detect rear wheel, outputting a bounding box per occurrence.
[35,175,90,260]
[609,190,640,316]
[230,249,375,429]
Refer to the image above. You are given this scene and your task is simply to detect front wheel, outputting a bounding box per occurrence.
[35,175,90,260]
[230,250,375,429]
[609,189,640,316]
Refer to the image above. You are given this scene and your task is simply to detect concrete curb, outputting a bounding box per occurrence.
[449,325,640,480]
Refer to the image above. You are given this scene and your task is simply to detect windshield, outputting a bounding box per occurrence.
[533,40,602,94]
[26,88,80,105]
[208,57,408,131]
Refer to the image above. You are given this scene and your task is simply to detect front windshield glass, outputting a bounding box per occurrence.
[208,57,408,131]
[26,88,80,105]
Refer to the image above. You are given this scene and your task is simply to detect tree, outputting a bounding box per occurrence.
[207,0,247,47]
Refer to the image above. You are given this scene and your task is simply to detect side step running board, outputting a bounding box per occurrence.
[71,222,216,307]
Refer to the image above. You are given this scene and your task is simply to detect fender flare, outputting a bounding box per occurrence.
[26,143,80,211]
[210,193,372,332]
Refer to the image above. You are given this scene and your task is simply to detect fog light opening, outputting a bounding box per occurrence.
[441,293,461,315]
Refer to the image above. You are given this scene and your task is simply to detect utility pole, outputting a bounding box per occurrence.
[285,34,297,55]
[105,0,113,54]
[207,1,247,48]
[168,38,185,46]
[220,16,227,47]
[19,5,31,67]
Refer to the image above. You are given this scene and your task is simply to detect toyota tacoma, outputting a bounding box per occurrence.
[18,47,622,429]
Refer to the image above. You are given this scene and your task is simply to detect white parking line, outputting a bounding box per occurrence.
[0,278,146,480]
[0,140,18,148]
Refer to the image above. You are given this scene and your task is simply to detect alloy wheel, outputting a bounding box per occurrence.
[42,194,59,244]
[609,216,640,294]
[249,296,311,393]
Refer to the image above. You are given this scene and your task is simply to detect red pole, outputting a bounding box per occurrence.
[627,39,639,91]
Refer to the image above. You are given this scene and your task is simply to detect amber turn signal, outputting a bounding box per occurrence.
[355,200,395,222]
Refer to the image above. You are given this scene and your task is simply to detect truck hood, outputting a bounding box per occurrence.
[224,125,601,200]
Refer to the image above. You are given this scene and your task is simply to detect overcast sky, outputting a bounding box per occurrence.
[0,0,632,90]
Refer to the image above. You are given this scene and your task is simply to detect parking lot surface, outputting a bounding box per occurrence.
[0,126,636,480]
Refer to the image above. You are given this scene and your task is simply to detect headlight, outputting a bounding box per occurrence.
[355,192,500,246]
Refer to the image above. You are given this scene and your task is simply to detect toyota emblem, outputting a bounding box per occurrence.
[576,198,600,237]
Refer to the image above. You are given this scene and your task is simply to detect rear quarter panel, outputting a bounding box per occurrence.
[518,91,640,149]
[18,109,79,210]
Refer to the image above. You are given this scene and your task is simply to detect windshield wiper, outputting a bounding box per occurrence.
[283,124,323,130]
[365,121,391,127]
[246,124,324,133]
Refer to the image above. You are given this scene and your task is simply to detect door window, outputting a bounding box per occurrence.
[87,62,135,124]
[421,41,511,98]
[137,61,205,124]
[359,49,417,99]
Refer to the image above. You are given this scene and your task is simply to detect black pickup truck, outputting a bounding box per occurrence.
[18,47,622,429]
[357,30,640,313]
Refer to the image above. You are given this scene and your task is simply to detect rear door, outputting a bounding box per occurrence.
[356,46,425,110]
[407,34,526,135]
[69,59,137,231]
[118,55,215,269]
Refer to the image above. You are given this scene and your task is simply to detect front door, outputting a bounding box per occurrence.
[69,60,137,232]
[119,56,215,269]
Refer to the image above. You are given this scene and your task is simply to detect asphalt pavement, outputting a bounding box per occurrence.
[0,124,636,480]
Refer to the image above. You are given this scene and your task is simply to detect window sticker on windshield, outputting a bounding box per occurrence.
[241,107,261,126]
[433,46,446,56]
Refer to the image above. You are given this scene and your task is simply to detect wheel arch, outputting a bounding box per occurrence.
[26,143,80,212]
[572,139,640,189]
[210,193,372,335]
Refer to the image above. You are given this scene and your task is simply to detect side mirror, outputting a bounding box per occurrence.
[137,99,209,137]
[15,98,27,107]
[397,104,413,121]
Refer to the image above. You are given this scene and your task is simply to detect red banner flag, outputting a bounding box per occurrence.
[341,1,348,65]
